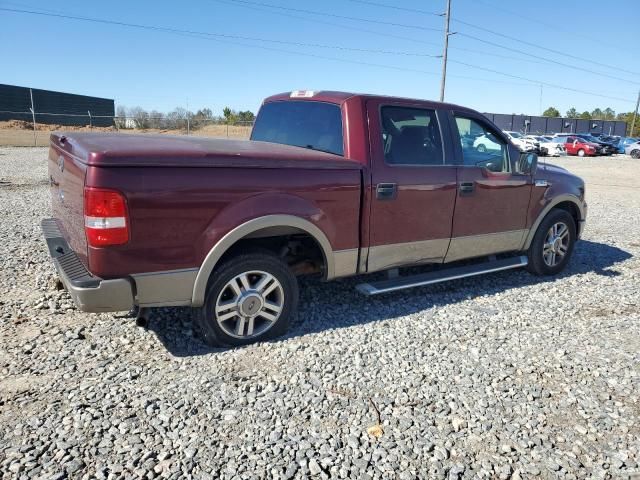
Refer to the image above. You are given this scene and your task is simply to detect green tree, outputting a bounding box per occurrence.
[603,107,615,120]
[222,107,235,124]
[565,108,578,118]
[579,111,592,120]
[237,110,255,122]
[617,112,640,136]
[591,108,603,119]
[543,107,560,117]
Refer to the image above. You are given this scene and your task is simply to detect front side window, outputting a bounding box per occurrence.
[251,101,344,156]
[380,106,444,165]
[455,116,509,172]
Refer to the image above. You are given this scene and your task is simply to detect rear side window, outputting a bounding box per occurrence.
[251,101,344,156]
[380,106,444,165]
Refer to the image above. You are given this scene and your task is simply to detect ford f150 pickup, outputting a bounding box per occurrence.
[42,90,587,346]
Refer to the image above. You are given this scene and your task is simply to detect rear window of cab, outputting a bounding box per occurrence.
[251,101,344,156]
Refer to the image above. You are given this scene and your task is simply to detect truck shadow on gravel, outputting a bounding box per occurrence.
[146,239,632,357]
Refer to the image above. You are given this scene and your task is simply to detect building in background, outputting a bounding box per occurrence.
[0,84,114,127]
[484,112,627,136]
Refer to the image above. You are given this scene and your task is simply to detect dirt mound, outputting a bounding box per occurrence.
[0,120,115,132]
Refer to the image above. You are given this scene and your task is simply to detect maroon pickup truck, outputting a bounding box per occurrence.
[43,90,586,346]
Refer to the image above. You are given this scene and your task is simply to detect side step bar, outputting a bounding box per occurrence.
[356,255,528,296]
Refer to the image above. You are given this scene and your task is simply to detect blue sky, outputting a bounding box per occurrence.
[1,0,639,116]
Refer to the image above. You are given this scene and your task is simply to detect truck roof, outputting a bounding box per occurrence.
[263,90,476,113]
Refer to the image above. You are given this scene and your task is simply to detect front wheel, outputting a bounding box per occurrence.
[476,144,487,153]
[526,209,576,276]
[631,149,640,159]
[577,149,585,157]
[196,251,299,347]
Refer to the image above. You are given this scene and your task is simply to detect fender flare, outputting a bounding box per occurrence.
[191,215,334,307]
[523,194,585,250]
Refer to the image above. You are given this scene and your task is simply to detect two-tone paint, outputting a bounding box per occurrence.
[45,91,586,312]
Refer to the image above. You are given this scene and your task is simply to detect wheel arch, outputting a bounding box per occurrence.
[523,195,584,250]
[191,215,335,307]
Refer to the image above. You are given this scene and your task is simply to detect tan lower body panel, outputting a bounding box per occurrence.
[445,230,528,263]
[332,248,359,278]
[367,238,449,273]
[132,268,199,307]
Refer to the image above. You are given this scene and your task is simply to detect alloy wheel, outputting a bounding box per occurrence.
[215,270,284,339]
[543,222,570,267]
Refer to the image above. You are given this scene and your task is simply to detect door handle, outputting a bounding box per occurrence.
[459,182,474,194]
[376,183,397,200]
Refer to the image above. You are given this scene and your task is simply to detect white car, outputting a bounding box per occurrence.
[503,131,536,152]
[473,134,502,153]
[625,141,640,158]
[525,135,566,157]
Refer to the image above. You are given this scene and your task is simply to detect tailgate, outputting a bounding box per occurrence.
[48,133,88,266]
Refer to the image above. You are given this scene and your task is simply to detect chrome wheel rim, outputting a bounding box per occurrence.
[543,222,570,267]
[215,270,284,339]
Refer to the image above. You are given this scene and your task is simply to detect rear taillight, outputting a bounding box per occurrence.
[84,187,129,247]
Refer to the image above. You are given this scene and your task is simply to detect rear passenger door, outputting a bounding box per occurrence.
[365,99,458,272]
[446,113,532,262]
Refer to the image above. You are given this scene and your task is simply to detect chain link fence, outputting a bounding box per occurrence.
[0,111,254,147]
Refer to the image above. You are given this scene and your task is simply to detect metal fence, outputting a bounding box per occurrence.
[484,112,627,136]
[0,111,254,147]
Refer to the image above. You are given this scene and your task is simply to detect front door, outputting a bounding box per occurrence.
[446,113,532,262]
[365,100,458,272]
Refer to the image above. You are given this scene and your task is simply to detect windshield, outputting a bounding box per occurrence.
[508,132,523,138]
[251,100,344,156]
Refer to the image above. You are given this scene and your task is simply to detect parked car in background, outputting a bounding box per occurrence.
[556,135,599,157]
[526,135,566,157]
[41,90,587,346]
[625,141,640,158]
[617,137,639,154]
[472,133,502,153]
[574,134,617,155]
[503,131,537,152]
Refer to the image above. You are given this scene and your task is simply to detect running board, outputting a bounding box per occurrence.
[356,255,528,296]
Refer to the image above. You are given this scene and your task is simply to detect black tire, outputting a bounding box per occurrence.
[196,251,298,347]
[476,144,487,153]
[631,149,640,159]
[526,209,576,276]
[577,149,585,157]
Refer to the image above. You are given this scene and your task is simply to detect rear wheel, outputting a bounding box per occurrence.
[476,144,487,153]
[631,149,640,159]
[527,209,576,276]
[577,149,585,157]
[196,251,298,347]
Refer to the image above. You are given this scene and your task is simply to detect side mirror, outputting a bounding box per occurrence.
[518,152,538,175]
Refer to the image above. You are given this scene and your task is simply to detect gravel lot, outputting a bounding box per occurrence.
[0,147,638,480]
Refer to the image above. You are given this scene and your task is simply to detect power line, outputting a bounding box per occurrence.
[471,0,634,54]
[346,0,440,16]
[0,7,442,58]
[447,59,634,103]
[0,7,533,87]
[454,22,640,79]
[343,0,640,81]
[222,0,442,32]
[1,6,635,104]
[210,0,568,68]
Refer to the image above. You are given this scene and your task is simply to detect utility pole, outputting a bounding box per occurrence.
[439,0,452,102]
[29,88,37,146]
[631,89,640,136]
[539,84,543,116]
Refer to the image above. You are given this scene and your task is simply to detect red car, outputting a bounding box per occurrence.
[561,136,599,157]
[42,91,587,346]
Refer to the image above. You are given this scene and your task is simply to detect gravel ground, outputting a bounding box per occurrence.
[0,147,638,480]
